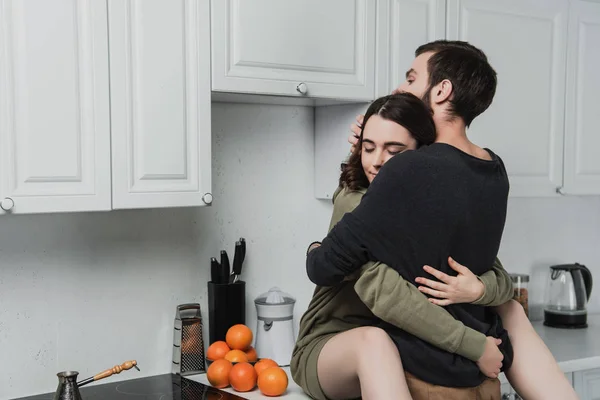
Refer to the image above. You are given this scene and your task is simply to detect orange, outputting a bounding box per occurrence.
[206,359,233,389]
[226,324,253,350]
[225,349,249,363]
[229,362,257,392]
[254,358,278,376]
[245,346,258,362]
[206,341,230,361]
[258,366,288,396]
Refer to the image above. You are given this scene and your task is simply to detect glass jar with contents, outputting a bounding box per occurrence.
[510,273,529,317]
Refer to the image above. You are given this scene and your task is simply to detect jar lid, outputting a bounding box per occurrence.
[509,273,529,283]
[254,287,296,305]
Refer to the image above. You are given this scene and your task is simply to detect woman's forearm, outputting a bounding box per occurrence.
[354,262,487,361]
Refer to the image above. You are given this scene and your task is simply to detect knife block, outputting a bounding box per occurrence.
[207,281,246,344]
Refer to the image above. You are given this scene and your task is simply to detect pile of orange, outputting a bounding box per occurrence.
[206,324,288,396]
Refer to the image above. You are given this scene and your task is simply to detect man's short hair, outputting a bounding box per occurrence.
[416,40,497,127]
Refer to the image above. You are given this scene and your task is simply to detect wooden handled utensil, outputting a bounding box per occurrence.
[77,360,140,387]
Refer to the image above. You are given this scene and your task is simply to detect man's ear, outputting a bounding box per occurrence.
[432,79,453,104]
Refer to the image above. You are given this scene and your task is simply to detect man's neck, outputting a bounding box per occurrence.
[433,117,492,161]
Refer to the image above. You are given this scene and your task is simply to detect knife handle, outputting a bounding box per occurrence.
[219,250,230,283]
[210,257,220,283]
[239,238,246,266]
[232,241,243,276]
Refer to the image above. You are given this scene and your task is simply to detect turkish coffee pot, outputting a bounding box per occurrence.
[54,360,139,400]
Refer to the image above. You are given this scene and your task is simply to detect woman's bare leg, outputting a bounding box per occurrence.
[317,326,413,400]
[496,300,578,400]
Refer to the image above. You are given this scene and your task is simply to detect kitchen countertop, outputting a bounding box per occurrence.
[191,313,600,399]
[190,366,309,399]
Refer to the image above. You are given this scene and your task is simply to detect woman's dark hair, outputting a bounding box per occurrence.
[339,92,436,191]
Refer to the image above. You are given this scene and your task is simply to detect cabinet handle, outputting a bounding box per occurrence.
[556,186,565,195]
[296,82,308,95]
[202,193,213,205]
[0,197,14,211]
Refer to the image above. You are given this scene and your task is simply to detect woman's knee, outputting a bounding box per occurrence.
[497,299,527,323]
[358,327,398,354]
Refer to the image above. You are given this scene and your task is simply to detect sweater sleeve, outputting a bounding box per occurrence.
[472,257,514,306]
[354,263,487,361]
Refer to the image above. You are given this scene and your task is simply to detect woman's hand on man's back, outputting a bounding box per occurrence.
[415,256,485,306]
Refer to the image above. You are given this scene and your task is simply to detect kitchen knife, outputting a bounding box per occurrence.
[239,237,246,266]
[210,257,220,283]
[230,241,243,283]
[220,250,230,284]
[233,238,246,283]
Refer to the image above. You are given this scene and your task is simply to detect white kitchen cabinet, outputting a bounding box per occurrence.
[314,0,445,199]
[376,0,446,97]
[447,0,569,197]
[575,368,600,400]
[0,0,111,214]
[211,0,377,101]
[108,0,212,209]
[563,0,600,195]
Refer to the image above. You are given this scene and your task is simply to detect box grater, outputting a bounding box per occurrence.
[172,303,206,376]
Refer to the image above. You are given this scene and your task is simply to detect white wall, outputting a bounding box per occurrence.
[0,102,599,399]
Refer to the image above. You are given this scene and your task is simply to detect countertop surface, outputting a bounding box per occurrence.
[191,314,600,399]
[190,366,309,399]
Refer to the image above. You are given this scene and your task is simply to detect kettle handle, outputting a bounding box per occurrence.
[578,264,593,301]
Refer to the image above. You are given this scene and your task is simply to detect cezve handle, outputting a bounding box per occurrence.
[94,360,138,380]
[77,360,140,387]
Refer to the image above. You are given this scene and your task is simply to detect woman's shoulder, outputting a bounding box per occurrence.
[332,185,367,210]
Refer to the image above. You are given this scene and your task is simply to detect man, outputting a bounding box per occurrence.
[307,40,513,393]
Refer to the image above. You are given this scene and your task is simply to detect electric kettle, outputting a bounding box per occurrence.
[543,263,593,328]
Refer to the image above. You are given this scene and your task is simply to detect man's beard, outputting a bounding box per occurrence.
[420,87,435,117]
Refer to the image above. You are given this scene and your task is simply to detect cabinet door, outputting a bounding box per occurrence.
[377,0,446,97]
[0,0,111,214]
[108,0,212,209]
[563,0,600,195]
[211,0,376,101]
[447,0,569,197]
[574,368,600,400]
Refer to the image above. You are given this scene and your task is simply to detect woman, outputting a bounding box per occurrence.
[291,93,577,400]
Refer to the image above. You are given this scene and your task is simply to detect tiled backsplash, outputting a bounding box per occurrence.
[1,102,599,399]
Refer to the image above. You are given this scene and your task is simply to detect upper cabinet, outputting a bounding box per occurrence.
[211,0,377,101]
[0,0,212,215]
[376,0,446,97]
[315,0,447,199]
[563,0,600,195]
[0,0,112,214]
[108,0,212,209]
[446,0,569,197]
